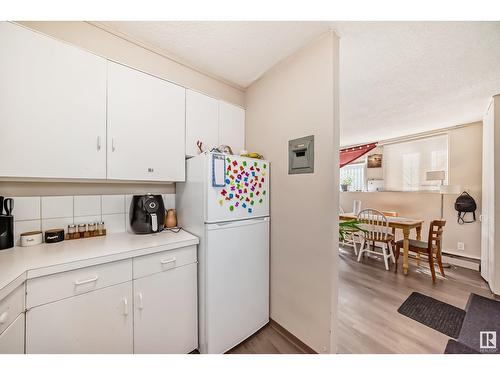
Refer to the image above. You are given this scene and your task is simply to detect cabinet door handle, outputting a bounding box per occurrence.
[112,138,116,152]
[138,292,144,310]
[160,257,176,265]
[74,276,99,286]
[122,297,129,316]
[97,136,101,151]
[0,311,8,324]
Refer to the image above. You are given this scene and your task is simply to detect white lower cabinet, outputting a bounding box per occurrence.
[133,263,198,353]
[26,282,133,354]
[22,247,198,354]
[0,314,25,354]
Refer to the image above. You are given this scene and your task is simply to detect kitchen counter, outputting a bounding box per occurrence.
[0,230,199,300]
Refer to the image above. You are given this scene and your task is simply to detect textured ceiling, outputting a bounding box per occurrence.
[96,21,331,88]
[96,21,500,145]
[335,21,500,146]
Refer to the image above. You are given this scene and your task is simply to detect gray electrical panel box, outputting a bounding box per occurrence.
[288,135,314,174]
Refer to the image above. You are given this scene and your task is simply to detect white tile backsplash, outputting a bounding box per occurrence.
[125,195,133,213]
[162,194,176,209]
[41,196,73,219]
[74,215,101,226]
[12,196,40,221]
[74,195,101,217]
[42,217,74,234]
[102,195,125,215]
[103,214,126,234]
[9,192,175,242]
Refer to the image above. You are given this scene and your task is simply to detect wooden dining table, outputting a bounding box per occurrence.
[339,213,424,275]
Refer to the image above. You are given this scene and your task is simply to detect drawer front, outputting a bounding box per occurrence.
[0,285,24,336]
[26,259,132,308]
[133,245,197,279]
[0,313,25,354]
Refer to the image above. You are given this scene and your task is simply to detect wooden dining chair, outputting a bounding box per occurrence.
[394,220,446,283]
[356,209,395,270]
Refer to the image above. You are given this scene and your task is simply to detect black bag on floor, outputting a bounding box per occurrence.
[455,191,476,224]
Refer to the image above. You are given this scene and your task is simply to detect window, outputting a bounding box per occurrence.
[383,134,448,191]
[340,163,365,191]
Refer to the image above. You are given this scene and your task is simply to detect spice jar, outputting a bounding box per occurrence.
[88,222,96,236]
[68,224,77,240]
[97,221,106,236]
[78,223,87,238]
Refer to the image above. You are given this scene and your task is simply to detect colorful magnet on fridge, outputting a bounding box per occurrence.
[229,205,234,211]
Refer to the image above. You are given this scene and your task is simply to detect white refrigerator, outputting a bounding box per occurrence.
[176,151,270,354]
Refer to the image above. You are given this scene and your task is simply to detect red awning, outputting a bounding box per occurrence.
[340,143,377,168]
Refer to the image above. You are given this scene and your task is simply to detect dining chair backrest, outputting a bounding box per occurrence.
[428,219,446,253]
[357,208,391,241]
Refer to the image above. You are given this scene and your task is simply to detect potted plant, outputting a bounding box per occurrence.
[339,220,366,241]
[340,176,353,192]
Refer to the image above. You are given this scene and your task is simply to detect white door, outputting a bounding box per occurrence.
[206,153,270,223]
[26,282,133,354]
[219,101,245,156]
[206,218,269,353]
[0,314,24,354]
[133,263,198,353]
[0,22,107,179]
[107,61,186,181]
[186,90,219,157]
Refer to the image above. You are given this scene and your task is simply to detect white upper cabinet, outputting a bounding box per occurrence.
[107,61,186,181]
[219,101,246,155]
[0,22,107,179]
[185,90,219,157]
[185,90,246,157]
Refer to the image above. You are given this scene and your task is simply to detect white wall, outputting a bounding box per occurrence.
[245,31,339,353]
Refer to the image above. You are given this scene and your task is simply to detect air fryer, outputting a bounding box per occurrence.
[129,194,165,234]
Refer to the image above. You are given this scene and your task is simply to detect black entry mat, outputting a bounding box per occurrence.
[398,292,466,338]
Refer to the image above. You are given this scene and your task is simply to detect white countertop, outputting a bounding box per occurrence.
[0,230,199,299]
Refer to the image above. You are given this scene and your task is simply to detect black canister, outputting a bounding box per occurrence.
[0,215,14,250]
[44,228,65,243]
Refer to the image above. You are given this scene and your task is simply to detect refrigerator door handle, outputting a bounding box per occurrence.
[207,217,269,230]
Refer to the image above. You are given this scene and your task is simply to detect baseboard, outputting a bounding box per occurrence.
[442,252,480,271]
[269,319,317,354]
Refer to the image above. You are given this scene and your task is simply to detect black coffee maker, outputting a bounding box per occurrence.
[0,196,14,250]
[129,194,165,234]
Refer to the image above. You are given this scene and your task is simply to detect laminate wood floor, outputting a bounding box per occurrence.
[226,246,495,354]
[337,246,496,354]
[227,324,305,354]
